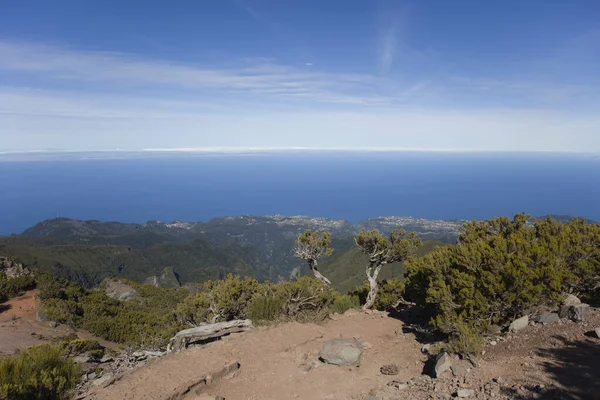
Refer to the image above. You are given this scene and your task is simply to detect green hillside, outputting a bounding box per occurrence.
[0,239,264,288]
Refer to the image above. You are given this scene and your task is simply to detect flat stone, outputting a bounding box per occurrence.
[72,355,90,364]
[537,313,560,324]
[434,350,452,378]
[99,355,114,363]
[451,364,468,377]
[318,339,363,367]
[457,388,475,397]
[92,373,113,387]
[509,315,529,332]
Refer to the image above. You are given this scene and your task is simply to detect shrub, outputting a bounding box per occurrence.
[352,279,406,311]
[176,274,261,325]
[0,344,80,400]
[330,293,360,314]
[0,272,35,302]
[247,292,284,322]
[404,214,600,354]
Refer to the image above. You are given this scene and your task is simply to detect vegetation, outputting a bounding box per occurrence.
[0,344,80,400]
[294,229,334,286]
[321,238,444,294]
[404,214,600,354]
[0,271,35,303]
[352,279,406,311]
[0,239,264,288]
[355,229,421,309]
[36,270,187,348]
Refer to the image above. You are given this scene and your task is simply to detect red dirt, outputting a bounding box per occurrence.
[86,308,600,400]
[0,290,116,356]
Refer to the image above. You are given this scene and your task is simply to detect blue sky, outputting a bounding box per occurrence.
[1,0,599,152]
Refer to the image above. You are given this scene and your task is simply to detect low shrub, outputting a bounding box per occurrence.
[404,215,600,354]
[0,344,80,400]
[0,272,35,302]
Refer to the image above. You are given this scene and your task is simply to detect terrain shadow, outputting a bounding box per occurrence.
[0,304,12,314]
[388,306,442,344]
[502,335,600,400]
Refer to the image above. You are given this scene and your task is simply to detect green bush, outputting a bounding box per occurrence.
[404,214,600,354]
[352,279,406,311]
[330,293,360,314]
[0,344,80,400]
[0,272,35,302]
[247,292,284,322]
[176,274,261,325]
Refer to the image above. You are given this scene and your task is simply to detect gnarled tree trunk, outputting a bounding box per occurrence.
[362,262,384,310]
[309,260,332,287]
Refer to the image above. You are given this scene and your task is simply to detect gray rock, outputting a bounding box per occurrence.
[536,313,560,324]
[560,303,590,322]
[570,304,590,322]
[509,315,529,332]
[595,328,600,338]
[48,321,57,328]
[563,294,581,306]
[421,344,431,354]
[99,355,114,363]
[87,372,97,380]
[457,388,474,398]
[451,364,468,377]
[434,350,452,378]
[92,373,113,387]
[318,339,363,367]
[72,355,90,364]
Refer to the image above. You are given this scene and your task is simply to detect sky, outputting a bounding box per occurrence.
[1,0,599,153]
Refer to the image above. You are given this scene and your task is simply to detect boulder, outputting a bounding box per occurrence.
[318,339,363,367]
[563,294,581,306]
[536,313,560,324]
[457,388,474,398]
[434,350,452,378]
[560,303,590,322]
[570,304,590,322]
[594,328,600,338]
[509,315,529,332]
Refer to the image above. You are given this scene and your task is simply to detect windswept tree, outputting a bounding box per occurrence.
[294,229,334,286]
[355,229,421,310]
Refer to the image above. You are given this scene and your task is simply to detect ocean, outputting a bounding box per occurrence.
[1,151,599,235]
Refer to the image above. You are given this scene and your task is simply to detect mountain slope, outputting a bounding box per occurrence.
[0,239,263,288]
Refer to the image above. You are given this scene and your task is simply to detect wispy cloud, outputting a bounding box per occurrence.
[378,23,397,73]
[0,40,408,106]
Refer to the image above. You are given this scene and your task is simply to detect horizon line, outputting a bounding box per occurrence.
[1,147,600,155]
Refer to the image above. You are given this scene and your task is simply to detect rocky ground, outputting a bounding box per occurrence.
[2,291,600,400]
[80,306,600,400]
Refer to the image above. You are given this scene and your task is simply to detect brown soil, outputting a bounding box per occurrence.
[0,290,116,356]
[85,308,600,400]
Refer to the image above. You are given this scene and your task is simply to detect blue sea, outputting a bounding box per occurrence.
[1,151,599,235]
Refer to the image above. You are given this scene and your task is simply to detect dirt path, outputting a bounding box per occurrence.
[85,310,425,400]
[85,307,600,400]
